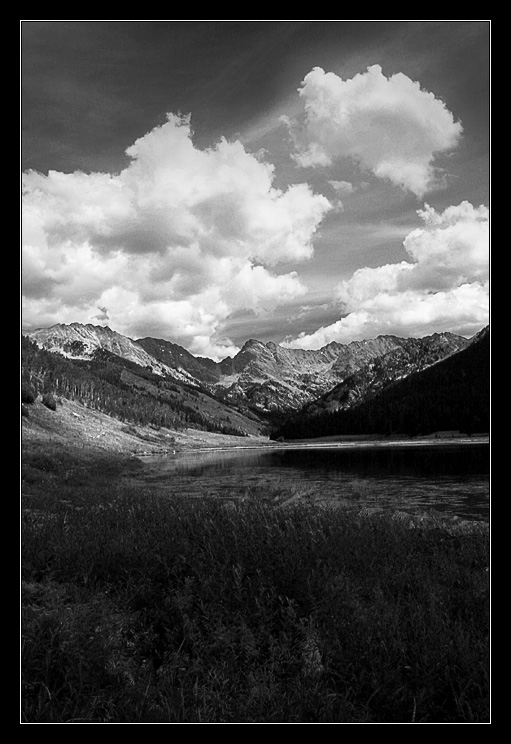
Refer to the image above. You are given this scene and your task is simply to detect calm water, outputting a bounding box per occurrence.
[143,441,490,522]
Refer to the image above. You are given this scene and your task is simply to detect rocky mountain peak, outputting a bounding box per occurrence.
[24,322,483,417]
[24,323,193,383]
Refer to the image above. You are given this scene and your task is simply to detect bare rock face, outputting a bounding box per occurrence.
[208,333,471,414]
[27,323,157,367]
[304,332,473,417]
[26,323,475,417]
[25,323,197,385]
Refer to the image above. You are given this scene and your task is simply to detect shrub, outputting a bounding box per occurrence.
[22,384,36,404]
[42,394,57,411]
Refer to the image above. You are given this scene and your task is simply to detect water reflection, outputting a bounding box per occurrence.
[143,442,489,522]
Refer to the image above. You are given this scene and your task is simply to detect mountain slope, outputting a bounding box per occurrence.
[21,335,265,438]
[137,332,470,414]
[136,336,221,385]
[273,327,490,439]
[24,322,478,421]
[302,332,473,417]
[26,322,198,385]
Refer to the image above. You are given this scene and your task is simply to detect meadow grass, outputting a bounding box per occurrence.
[21,444,490,723]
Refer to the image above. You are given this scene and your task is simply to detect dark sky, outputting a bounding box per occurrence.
[21,21,490,357]
[22,21,489,174]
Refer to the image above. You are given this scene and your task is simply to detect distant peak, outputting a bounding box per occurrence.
[241,338,265,350]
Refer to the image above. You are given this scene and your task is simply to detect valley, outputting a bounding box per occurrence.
[23,322,487,442]
[21,322,490,726]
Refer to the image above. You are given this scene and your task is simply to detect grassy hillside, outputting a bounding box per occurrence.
[22,336,265,438]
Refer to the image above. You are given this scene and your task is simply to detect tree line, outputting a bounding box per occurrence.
[21,336,249,436]
[272,332,490,440]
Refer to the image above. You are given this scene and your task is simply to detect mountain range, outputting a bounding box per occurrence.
[274,326,490,439]
[22,322,489,439]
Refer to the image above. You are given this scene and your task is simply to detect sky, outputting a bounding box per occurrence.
[21,20,490,360]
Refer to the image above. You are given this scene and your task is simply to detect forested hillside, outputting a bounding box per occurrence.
[273,329,490,440]
[21,336,263,437]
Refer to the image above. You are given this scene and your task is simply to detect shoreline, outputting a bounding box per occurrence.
[22,397,489,459]
[143,434,490,457]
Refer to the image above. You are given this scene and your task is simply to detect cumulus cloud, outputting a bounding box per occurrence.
[285,201,489,349]
[283,65,463,197]
[22,114,331,359]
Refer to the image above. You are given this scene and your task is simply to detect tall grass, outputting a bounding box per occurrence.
[21,445,490,722]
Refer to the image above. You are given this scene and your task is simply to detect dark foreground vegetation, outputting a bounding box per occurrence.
[21,444,489,723]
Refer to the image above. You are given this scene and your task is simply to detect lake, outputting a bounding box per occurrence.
[142,439,490,522]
